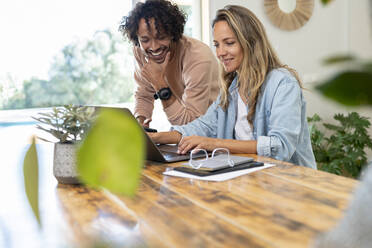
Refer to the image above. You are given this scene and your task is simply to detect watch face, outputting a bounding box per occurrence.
[158,87,172,100]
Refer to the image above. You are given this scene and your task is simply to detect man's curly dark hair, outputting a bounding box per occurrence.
[119,0,186,46]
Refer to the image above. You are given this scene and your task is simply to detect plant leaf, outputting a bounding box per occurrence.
[32,105,95,143]
[321,0,334,6]
[323,54,355,65]
[35,136,53,143]
[316,71,372,106]
[77,109,145,197]
[23,136,41,227]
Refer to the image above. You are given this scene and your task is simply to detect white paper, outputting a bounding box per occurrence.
[163,163,276,181]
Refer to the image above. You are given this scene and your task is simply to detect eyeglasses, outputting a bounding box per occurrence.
[188,148,235,169]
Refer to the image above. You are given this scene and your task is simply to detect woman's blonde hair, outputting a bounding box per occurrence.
[212,5,302,125]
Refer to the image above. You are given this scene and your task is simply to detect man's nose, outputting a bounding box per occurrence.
[149,40,161,51]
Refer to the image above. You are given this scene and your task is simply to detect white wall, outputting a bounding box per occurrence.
[209,0,372,81]
[208,0,372,157]
[349,0,372,59]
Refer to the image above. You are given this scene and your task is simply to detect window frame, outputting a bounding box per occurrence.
[131,0,208,43]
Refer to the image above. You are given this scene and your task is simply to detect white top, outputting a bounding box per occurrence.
[234,93,254,140]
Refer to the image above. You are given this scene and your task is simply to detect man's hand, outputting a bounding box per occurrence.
[136,116,151,128]
[140,52,171,91]
[147,131,182,144]
[177,136,219,154]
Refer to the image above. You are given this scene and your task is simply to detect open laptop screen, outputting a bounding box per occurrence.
[92,106,200,163]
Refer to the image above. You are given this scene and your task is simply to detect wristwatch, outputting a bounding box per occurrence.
[154,87,172,100]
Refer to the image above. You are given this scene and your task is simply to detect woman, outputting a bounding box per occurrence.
[149,5,316,168]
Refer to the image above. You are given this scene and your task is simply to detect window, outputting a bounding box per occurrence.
[0,0,206,111]
[175,0,201,40]
[0,0,134,110]
[177,0,211,45]
[132,0,203,40]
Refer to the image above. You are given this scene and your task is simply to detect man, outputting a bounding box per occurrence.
[119,0,219,127]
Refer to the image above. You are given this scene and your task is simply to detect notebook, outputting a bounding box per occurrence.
[181,154,254,171]
[174,161,264,177]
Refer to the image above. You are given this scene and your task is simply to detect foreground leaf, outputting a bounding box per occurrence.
[23,136,41,227]
[316,71,372,106]
[77,109,145,196]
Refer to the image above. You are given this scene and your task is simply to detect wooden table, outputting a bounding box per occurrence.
[1,143,357,248]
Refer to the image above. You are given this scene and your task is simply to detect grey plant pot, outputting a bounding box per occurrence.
[53,143,80,184]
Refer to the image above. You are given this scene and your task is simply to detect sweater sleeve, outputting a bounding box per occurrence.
[163,45,219,125]
[133,48,155,120]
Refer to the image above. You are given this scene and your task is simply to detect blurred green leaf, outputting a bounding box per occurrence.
[316,71,372,106]
[323,54,355,65]
[321,0,334,5]
[23,136,41,227]
[77,109,145,196]
[362,62,372,71]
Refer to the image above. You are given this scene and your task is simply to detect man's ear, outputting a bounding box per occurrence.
[135,39,140,47]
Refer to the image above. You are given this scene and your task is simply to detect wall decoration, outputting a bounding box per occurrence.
[264,0,314,31]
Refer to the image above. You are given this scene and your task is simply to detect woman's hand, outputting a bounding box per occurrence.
[177,136,219,154]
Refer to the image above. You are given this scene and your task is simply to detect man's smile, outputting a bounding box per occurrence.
[146,47,169,63]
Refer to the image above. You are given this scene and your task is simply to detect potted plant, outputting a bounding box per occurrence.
[308,112,372,178]
[33,105,96,184]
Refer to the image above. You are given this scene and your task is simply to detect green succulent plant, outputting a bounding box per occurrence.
[32,104,96,143]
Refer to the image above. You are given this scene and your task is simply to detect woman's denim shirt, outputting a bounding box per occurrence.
[172,69,317,169]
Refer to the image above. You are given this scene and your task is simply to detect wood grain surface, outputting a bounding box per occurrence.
[52,154,357,248]
[0,142,357,248]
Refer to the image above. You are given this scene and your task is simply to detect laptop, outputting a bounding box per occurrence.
[93,106,206,163]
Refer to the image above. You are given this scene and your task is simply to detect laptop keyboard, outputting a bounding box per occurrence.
[158,144,179,153]
[161,150,179,156]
